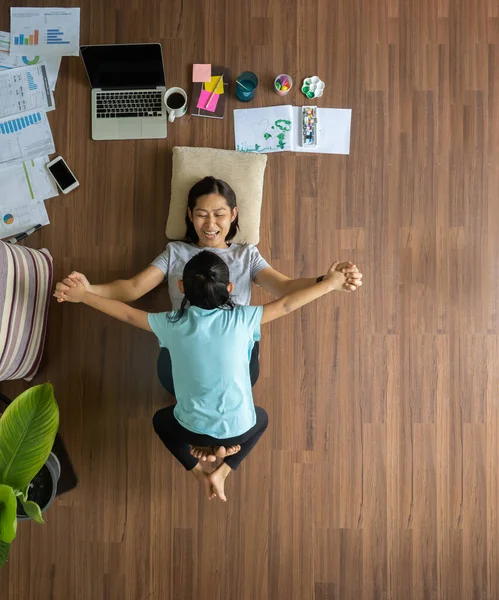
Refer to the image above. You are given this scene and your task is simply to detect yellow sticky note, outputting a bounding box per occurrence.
[204,75,224,94]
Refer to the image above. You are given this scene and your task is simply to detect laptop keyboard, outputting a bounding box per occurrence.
[95,91,163,118]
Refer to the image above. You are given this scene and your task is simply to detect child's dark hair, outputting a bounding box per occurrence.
[184,176,239,243]
[170,251,235,322]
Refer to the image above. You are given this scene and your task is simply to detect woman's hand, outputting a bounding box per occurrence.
[57,278,88,304]
[335,262,363,292]
[54,271,91,303]
[324,262,348,291]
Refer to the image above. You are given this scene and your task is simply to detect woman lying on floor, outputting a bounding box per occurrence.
[57,250,354,502]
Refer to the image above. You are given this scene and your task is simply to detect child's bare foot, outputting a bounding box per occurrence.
[214,445,241,458]
[208,462,232,502]
[190,446,217,462]
[190,445,241,461]
[191,463,216,499]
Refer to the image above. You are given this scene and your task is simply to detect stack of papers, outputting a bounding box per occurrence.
[0,7,80,239]
[0,31,61,92]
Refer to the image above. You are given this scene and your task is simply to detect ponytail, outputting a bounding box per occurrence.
[167,251,235,322]
[168,296,189,323]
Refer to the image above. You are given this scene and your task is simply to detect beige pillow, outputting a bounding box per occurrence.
[166,146,268,245]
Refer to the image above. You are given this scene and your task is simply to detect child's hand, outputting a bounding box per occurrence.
[58,278,88,304]
[54,271,91,303]
[324,262,348,291]
[335,262,363,292]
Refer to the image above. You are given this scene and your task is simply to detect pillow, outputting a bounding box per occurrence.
[166,146,268,245]
[0,241,53,381]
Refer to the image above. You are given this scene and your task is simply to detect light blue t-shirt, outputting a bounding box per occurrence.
[148,305,263,438]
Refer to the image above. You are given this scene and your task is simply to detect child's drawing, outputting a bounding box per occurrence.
[234,106,294,153]
[251,119,270,139]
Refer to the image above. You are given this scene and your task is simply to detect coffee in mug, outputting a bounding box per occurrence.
[164,87,188,122]
[166,93,185,110]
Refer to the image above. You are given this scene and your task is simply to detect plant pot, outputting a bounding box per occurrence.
[16,452,61,521]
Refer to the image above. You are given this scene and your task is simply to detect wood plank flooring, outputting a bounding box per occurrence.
[1,0,498,598]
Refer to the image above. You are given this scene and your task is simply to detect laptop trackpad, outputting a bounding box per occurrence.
[116,120,142,139]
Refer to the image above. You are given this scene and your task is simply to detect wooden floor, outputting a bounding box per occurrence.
[1,0,499,598]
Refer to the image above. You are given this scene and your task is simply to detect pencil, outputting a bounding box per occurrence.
[206,74,223,109]
[236,79,251,91]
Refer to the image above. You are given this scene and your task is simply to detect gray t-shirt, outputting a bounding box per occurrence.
[151,241,270,310]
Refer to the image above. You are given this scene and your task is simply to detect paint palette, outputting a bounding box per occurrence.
[301,76,325,99]
[301,106,317,147]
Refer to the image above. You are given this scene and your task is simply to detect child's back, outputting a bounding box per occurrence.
[148,305,262,438]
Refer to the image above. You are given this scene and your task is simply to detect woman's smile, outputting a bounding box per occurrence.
[202,229,220,240]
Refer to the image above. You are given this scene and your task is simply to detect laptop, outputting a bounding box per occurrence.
[80,43,167,141]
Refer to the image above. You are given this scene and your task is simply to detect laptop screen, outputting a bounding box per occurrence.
[80,44,165,89]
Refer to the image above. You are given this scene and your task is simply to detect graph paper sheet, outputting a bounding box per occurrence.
[0,110,55,167]
[0,63,54,119]
[10,7,80,57]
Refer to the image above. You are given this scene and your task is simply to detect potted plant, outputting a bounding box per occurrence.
[0,383,59,568]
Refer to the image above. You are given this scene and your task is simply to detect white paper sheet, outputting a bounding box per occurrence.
[0,63,55,118]
[0,31,9,52]
[0,156,58,205]
[234,105,352,155]
[234,106,294,153]
[10,7,80,57]
[0,201,49,239]
[292,107,352,155]
[0,32,61,91]
[0,109,55,167]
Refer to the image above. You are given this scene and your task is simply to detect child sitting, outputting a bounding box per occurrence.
[58,251,350,502]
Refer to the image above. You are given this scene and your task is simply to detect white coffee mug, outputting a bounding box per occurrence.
[164,87,188,122]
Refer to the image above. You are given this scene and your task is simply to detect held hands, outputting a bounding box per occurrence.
[323,261,363,292]
[335,262,363,292]
[54,272,91,303]
[53,276,88,304]
[324,262,348,291]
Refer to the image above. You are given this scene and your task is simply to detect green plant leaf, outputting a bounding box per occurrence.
[0,540,10,569]
[0,383,59,489]
[15,484,29,502]
[20,500,44,525]
[0,485,17,543]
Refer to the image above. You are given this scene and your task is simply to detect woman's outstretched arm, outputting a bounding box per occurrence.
[254,262,362,297]
[54,265,165,303]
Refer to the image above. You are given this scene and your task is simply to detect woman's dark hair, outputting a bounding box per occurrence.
[169,250,235,322]
[184,176,239,243]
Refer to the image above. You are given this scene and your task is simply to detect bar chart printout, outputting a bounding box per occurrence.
[10,7,80,56]
[0,64,54,117]
[0,109,55,167]
[13,30,39,45]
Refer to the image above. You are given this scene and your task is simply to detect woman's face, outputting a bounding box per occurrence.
[188,193,238,248]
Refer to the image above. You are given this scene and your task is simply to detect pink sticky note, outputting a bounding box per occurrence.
[197,90,220,112]
[193,63,212,82]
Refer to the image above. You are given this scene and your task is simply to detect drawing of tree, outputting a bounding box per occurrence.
[276,133,286,149]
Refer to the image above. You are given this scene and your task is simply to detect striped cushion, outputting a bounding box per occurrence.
[0,241,53,381]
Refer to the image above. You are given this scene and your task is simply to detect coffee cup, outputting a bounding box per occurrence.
[164,87,188,122]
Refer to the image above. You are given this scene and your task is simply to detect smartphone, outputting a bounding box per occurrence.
[46,156,79,194]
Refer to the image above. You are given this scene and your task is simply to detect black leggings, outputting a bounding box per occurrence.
[152,405,268,471]
[157,341,260,397]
